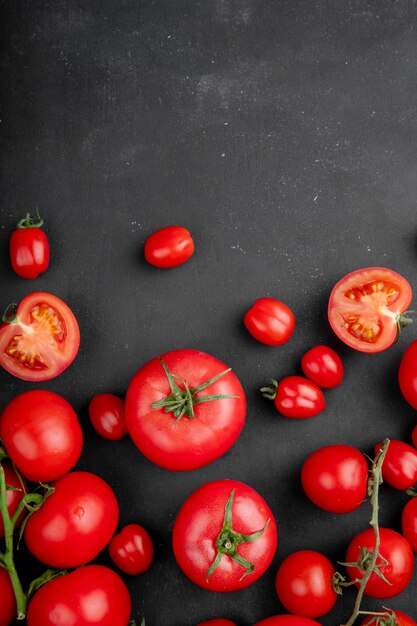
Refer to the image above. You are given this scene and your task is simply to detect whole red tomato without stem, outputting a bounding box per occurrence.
[301,345,344,388]
[109,523,154,575]
[243,297,295,346]
[401,497,417,552]
[88,394,127,440]
[0,567,16,626]
[254,617,322,626]
[197,621,236,626]
[375,440,417,490]
[399,340,417,410]
[361,610,417,625]
[261,376,325,419]
[0,461,27,536]
[9,213,50,279]
[144,225,194,268]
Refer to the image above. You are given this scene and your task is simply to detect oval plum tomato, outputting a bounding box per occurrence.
[24,471,119,568]
[328,267,412,353]
[375,440,417,490]
[261,376,325,419]
[0,567,16,626]
[9,213,50,279]
[126,349,246,471]
[197,621,236,626]
[172,479,277,592]
[361,610,417,625]
[402,497,417,552]
[144,225,194,268]
[0,461,27,536]
[345,528,414,598]
[243,298,295,346]
[254,617,322,626]
[0,292,80,381]
[109,523,154,574]
[26,564,131,626]
[399,340,417,410]
[301,345,344,388]
[0,390,82,482]
[88,394,127,441]
[301,444,368,513]
[275,550,337,618]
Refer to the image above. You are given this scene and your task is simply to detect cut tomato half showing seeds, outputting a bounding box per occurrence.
[0,292,80,381]
[328,267,412,353]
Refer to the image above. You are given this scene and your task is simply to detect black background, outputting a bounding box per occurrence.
[1,1,417,624]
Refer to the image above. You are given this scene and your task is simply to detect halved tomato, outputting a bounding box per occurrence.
[328,268,412,353]
[0,292,80,381]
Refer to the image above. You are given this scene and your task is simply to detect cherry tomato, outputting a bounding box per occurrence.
[88,394,127,441]
[243,298,295,346]
[361,610,417,625]
[0,567,16,626]
[0,461,27,536]
[328,267,412,353]
[126,349,246,471]
[401,497,417,552]
[0,390,83,482]
[399,340,417,410]
[172,479,277,592]
[375,440,417,490]
[254,617,322,626]
[24,471,119,568]
[262,376,325,419]
[301,345,343,388]
[144,226,194,268]
[301,444,368,513]
[109,523,154,574]
[197,621,236,626]
[345,528,414,598]
[9,213,50,279]
[0,292,80,381]
[26,565,131,626]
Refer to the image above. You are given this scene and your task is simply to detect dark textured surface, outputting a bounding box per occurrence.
[1,1,417,624]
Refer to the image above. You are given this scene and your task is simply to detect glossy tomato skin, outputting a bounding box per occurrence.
[26,565,131,626]
[172,479,277,592]
[375,440,417,490]
[361,610,417,625]
[346,528,414,598]
[10,226,50,279]
[328,267,412,353]
[0,390,83,482]
[254,617,322,626]
[0,567,16,626]
[301,345,344,388]
[24,471,119,568]
[89,394,127,440]
[126,349,246,471]
[109,523,154,574]
[243,298,295,346]
[402,497,417,552]
[197,621,236,626]
[399,340,417,410]
[274,376,325,419]
[0,461,27,536]
[144,226,194,268]
[0,292,80,381]
[301,444,368,513]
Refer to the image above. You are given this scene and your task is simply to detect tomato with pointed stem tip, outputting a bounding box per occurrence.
[9,212,50,279]
[197,621,236,626]
[301,345,344,388]
[0,567,16,626]
[0,461,27,536]
[144,225,194,268]
[109,523,154,574]
[254,617,322,626]
[374,440,417,490]
[261,376,325,419]
[361,610,417,625]
[328,267,412,353]
[401,497,417,552]
[399,340,417,410]
[243,298,295,346]
[88,394,127,441]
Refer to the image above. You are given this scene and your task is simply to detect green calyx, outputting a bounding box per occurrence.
[357,611,398,626]
[260,379,278,401]
[16,211,44,229]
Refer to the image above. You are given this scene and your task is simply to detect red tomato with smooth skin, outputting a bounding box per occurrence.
[328,267,412,353]
[345,528,414,598]
[109,523,154,574]
[399,340,417,410]
[126,349,246,471]
[0,567,16,626]
[0,292,80,381]
[243,298,295,346]
[0,390,83,482]
[9,213,50,279]
[197,621,236,626]
[24,471,119,568]
[375,440,417,490]
[275,550,337,618]
[26,565,131,626]
[262,376,325,419]
[0,461,27,536]
[361,610,417,625]
[172,479,277,592]
[88,394,127,440]
[254,617,322,626]
[144,226,194,268]
[301,345,344,388]
[402,497,417,552]
[301,444,368,514]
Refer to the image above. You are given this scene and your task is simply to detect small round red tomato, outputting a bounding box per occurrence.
[301,444,368,513]
[0,461,27,536]
[243,298,295,346]
[345,527,414,598]
[197,620,236,626]
[402,497,417,552]
[9,213,50,279]
[328,267,412,353]
[0,567,16,626]
[172,479,277,592]
[301,345,343,388]
[144,226,194,268]
[375,440,417,490]
[0,390,82,482]
[109,523,153,574]
[126,349,246,471]
[399,340,417,410]
[0,292,80,381]
[24,471,119,567]
[88,394,127,441]
[254,617,322,626]
[26,565,131,626]
[361,610,417,625]
[261,376,325,419]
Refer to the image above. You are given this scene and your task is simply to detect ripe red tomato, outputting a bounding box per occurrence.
[0,461,27,536]
[9,213,50,279]
[172,479,277,592]
[0,292,80,381]
[126,349,246,471]
[144,226,194,268]
[24,471,119,567]
[0,390,83,482]
[301,444,368,513]
[197,621,236,626]
[254,617,322,626]
[345,527,414,598]
[328,267,412,353]
[26,565,131,626]
[88,394,127,440]
[399,340,417,410]
[262,376,325,419]
[301,345,344,388]
[402,497,417,552]
[0,567,16,626]
[243,298,295,346]
[361,610,417,625]
[109,523,154,574]
[375,440,417,490]
[275,550,337,618]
